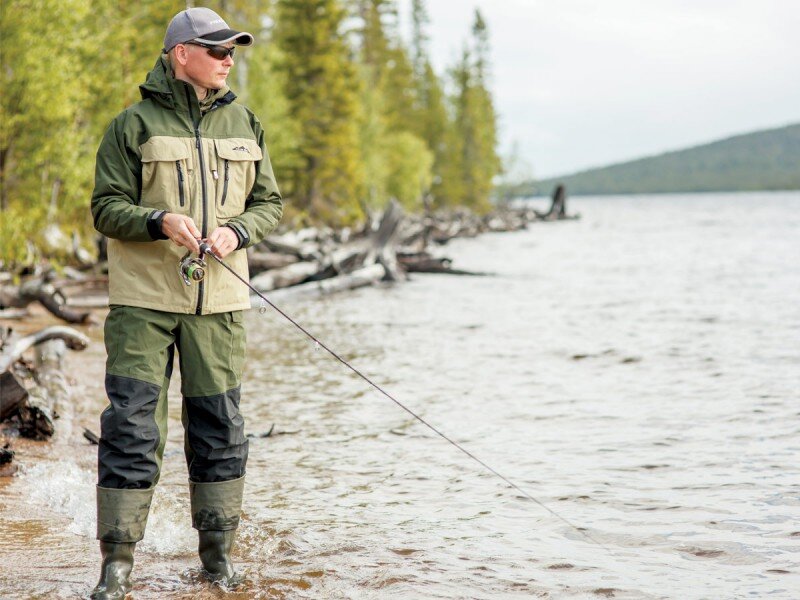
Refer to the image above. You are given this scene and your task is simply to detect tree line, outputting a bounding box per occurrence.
[523,123,800,197]
[0,0,501,265]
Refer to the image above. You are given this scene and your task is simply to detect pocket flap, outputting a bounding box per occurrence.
[215,138,263,161]
[140,136,191,162]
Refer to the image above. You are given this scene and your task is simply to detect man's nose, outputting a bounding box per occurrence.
[223,54,234,67]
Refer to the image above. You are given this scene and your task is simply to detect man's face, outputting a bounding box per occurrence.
[178,42,235,91]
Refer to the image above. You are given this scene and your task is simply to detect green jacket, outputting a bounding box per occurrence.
[91,56,282,314]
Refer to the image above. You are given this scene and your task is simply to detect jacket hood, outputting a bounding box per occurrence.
[139,55,177,107]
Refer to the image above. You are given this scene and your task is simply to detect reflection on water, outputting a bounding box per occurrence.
[1,192,799,598]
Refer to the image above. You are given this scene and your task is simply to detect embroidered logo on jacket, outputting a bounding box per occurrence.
[231,146,250,153]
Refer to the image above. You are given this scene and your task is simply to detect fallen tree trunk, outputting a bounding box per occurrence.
[0,326,90,374]
[256,263,386,303]
[0,443,14,477]
[65,294,110,309]
[397,253,490,276]
[34,339,70,417]
[20,276,94,324]
[247,249,299,273]
[534,184,579,221]
[0,371,28,421]
[1,273,94,324]
[1,328,88,441]
[250,260,321,293]
[365,199,405,282]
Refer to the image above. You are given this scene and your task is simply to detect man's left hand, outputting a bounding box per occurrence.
[205,226,239,259]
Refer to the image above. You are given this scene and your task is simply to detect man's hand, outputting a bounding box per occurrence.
[205,226,239,259]
[161,213,201,253]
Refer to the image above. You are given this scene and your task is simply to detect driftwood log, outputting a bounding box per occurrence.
[2,199,566,320]
[0,326,89,373]
[0,442,14,477]
[0,371,28,421]
[0,326,89,441]
[0,270,95,324]
[534,184,579,221]
[247,249,299,274]
[261,264,386,303]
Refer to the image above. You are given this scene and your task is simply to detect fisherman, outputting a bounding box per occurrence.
[89,7,282,598]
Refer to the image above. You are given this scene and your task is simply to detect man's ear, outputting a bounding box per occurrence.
[172,45,189,67]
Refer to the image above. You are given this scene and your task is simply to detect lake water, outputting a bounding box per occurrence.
[1,191,799,599]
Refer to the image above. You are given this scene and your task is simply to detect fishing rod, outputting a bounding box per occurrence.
[186,242,610,552]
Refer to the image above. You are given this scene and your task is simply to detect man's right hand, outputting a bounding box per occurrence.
[161,213,201,253]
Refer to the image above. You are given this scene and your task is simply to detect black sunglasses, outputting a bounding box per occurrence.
[186,41,235,60]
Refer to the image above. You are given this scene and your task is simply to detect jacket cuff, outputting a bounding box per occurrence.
[146,210,169,240]
[224,222,250,250]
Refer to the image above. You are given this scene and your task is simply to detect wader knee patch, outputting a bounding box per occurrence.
[184,388,248,482]
[99,374,163,489]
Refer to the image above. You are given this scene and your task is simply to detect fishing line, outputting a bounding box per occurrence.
[198,242,611,553]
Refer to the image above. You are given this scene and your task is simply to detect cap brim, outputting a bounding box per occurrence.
[195,29,254,46]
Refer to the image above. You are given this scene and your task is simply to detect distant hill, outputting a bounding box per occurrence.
[522,123,800,196]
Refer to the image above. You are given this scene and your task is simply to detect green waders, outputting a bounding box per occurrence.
[93,306,248,595]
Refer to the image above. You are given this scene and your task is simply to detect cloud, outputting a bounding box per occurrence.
[400,0,800,177]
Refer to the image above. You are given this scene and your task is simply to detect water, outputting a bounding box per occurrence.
[1,191,799,598]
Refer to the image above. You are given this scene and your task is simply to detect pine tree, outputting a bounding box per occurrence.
[273,0,365,224]
[469,8,501,208]
[437,9,501,212]
[409,0,448,209]
[0,0,95,262]
[351,0,432,212]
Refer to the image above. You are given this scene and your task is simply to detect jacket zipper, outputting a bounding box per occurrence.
[221,160,229,206]
[176,161,185,207]
[186,87,208,316]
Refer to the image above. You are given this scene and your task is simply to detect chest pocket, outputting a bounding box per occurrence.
[214,138,262,219]
[140,136,192,214]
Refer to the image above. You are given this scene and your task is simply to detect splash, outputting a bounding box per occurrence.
[17,461,195,555]
[20,460,95,538]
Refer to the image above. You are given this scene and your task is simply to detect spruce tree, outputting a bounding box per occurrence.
[352,0,432,212]
[273,0,365,224]
[1,0,95,262]
[409,0,448,209]
[438,9,501,212]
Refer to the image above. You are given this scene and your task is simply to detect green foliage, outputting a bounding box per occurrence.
[273,0,365,225]
[352,0,432,214]
[531,124,800,196]
[384,131,433,211]
[0,0,502,264]
[1,0,94,264]
[436,10,501,213]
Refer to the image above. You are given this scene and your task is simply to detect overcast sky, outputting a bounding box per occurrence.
[399,0,800,178]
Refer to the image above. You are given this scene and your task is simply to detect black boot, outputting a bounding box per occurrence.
[90,541,135,600]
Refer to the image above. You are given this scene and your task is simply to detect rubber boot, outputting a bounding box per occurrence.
[90,486,154,599]
[199,529,240,584]
[190,476,245,586]
[90,542,135,600]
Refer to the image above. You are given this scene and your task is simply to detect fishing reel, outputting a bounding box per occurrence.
[178,251,207,286]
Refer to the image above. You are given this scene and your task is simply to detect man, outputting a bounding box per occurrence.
[89,7,282,598]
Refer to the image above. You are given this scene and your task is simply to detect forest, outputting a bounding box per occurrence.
[525,123,800,197]
[0,0,502,265]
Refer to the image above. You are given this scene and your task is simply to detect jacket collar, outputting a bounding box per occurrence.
[139,55,237,114]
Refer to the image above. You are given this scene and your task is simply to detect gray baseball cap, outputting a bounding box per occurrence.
[163,7,253,53]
